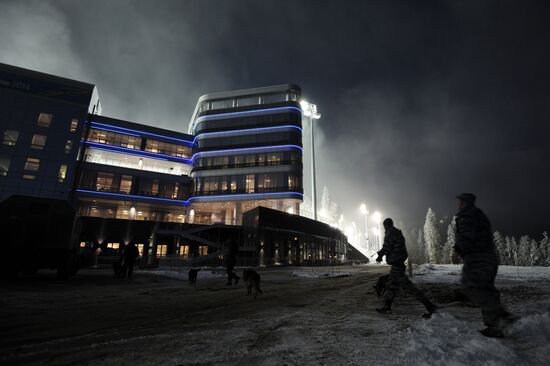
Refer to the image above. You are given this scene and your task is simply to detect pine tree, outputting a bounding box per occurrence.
[415,228,425,264]
[493,231,506,264]
[423,208,442,263]
[540,232,550,266]
[442,218,456,264]
[528,239,541,266]
[518,236,531,266]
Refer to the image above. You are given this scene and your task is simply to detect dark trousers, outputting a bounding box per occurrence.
[384,263,429,306]
[226,262,238,284]
[123,260,135,278]
[462,253,508,327]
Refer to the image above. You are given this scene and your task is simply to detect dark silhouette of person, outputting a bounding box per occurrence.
[453,193,517,337]
[225,239,240,286]
[376,218,437,318]
[121,242,139,279]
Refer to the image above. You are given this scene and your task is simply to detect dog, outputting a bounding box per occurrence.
[188,268,201,284]
[243,269,263,299]
[373,274,389,297]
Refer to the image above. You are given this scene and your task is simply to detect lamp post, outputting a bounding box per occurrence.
[359,203,370,251]
[372,211,382,250]
[300,100,321,221]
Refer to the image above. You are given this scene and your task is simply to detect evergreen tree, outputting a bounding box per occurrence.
[518,236,531,266]
[493,231,506,264]
[528,238,541,266]
[442,218,456,264]
[540,232,550,266]
[423,208,442,263]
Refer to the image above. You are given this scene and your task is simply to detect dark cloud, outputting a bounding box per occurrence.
[1,0,548,235]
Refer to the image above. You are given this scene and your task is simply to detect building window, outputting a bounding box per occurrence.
[65,140,73,154]
[119,175,132,194]
[0,157,10,176]
[198,245,208,256]
[136,244,144,256]
[245,174,255,193]
[107,242,120,250]
[70,119,78,132]
[179,245,189,258]
[96,172,114,191]
[31,134,47,150]
[2,130,19,146]
[156,244,168,257]
[37,113,53,127]
[24,157,40,171]
[22,174,36,180]
[87,128,142,150]
[58,164,68,182]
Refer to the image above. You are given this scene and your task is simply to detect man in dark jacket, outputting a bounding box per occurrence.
[376,218,437,318]
[453,193,516,337]
[121,242,139,279]
[225,239,240,286]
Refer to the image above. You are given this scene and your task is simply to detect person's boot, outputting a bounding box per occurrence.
[479,327,504,338]
[421,299,438,319]
[376,302,392,314]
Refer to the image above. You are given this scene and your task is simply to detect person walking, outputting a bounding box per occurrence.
[453,193,517,337]
[121,242,139,279]
[375,218,437,318]
[225,238,240,286]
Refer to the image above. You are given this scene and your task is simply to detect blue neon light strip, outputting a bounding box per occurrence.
[194,106,302,125]
[76,189,186,204]
[188,191,304,202]
[87,146,168,161]
[83,141,193,164]
[193,125,302,142]
[89,126,141,137]
[76,189,303,206]
[90,121,194,146]
[191,144,303,161]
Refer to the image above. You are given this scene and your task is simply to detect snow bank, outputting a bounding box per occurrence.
[290,270,351,279]
[144,268,225,281]
[413,264,550,284]
[401,311,550,366]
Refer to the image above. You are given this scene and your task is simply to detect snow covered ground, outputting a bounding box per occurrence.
[1,264,550,365]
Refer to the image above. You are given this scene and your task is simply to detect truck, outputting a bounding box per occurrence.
[0,195,81,279]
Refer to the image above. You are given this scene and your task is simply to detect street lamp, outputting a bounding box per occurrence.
[372,211,382,250]
[300,99,321,221]
[359,203,370,250]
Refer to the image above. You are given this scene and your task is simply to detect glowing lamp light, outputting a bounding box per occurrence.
[359,203,368,215]
[372,211,382,223]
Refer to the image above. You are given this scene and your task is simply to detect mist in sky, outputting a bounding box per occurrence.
[1,0,548,235]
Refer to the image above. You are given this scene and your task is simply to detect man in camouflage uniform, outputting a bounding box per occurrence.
[453,193,517,338]
[376,218,437,318]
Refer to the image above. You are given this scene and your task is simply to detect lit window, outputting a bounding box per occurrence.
[58,164,68,182]
[179,245,189,258]
[156,244,168,257]
[24,157,40,171]
[70,119,78,132]
[22,174,36,180]
[0,157,10,176]
[136,244,144,256]
[107,242,120,250]
[198,245,208,256]
[119,175,132,194]
[37,113,53,127]
[31,134,47,150]
[65,140,73,154]
[2,130,19,146]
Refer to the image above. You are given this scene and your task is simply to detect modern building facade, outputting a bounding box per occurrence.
[0,63,356,266]
[188,84,304,225]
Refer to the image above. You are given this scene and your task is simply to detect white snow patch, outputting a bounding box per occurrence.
[144,268,225,281]
[290,270,351,279]
[401,311,550,366]
[413,264,550,284]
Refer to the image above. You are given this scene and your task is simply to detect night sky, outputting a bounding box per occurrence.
[1,0,548,236]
